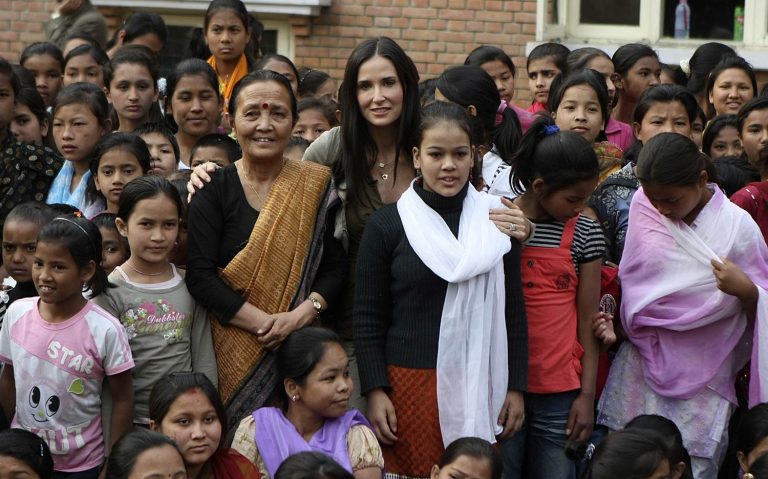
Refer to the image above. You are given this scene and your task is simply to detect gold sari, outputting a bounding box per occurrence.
[212,159,333,431]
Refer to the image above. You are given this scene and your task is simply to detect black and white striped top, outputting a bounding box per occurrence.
[527,215,606,273]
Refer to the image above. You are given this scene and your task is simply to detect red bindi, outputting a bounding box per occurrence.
[261,102,269,109]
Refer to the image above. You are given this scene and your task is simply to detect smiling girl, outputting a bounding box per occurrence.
[706,56,757,118]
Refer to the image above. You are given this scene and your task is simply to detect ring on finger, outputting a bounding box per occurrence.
[508,223,517,232]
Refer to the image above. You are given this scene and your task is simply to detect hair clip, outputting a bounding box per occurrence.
[494,100,508,127]
[679,58,691,79]
[542,124,560,136]
[73,210,83,218]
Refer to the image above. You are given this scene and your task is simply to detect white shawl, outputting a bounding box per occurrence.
[397,182,511,446]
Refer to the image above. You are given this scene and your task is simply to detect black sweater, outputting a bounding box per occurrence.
[354,182,528,394]
[185,164,347,322]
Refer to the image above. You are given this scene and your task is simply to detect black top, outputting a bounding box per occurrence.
[185,164,347,323]
[0,280,38,331]
[354,181,528,393]
[0,132,62,232]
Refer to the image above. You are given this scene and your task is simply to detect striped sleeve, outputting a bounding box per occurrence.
[573,215,606,264]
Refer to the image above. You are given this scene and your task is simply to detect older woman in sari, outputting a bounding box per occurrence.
[186,69,345,433]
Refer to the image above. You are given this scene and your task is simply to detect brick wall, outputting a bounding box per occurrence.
[0,0,539,104]
[0,0,56,58]
[292,0,538,103]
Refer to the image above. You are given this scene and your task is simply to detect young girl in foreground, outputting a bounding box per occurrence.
[48,83,111,211]
[504,115,604,479]
[597,133,768,478]
[431,437,502,479]
[0,215,134,477]
[150,372,258,479]
[95,176,216,425]
[355,101,527,478]
[233,327,383,479]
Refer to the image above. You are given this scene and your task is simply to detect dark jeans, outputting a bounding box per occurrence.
[500,390,580,479]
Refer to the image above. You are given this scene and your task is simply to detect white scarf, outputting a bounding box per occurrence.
[397,182,511,446]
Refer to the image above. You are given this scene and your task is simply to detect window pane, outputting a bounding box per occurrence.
[662,0,745,39]
[547,0,560,25]
[580,0,640,25]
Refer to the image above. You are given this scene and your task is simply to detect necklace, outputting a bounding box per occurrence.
[126,261,168,277]
[241,159,286,205]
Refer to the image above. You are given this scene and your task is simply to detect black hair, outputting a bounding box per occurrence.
[0,428,54,479]
[274,451,354,479]
[5,202,55,230]
[660,63,688,86]
[63,44,109,71]
[526,42,569,72]
[287,135,311,151]
[117,175,183,224]
[204,0,250,35]
[20,42,64,72]
[133,122,181,162]
[583,429,669,479]
[164,58,220,132]
[706,56,757,115]
[297,96,339,128]
[737,97,768,134]
[63,33,100,52]
[37,215,112,296]
[611,43,658,78]
[105,46,160,89]
[336,37,420,208]
[548,68,610,129]
[186,27,211,61]
[47,203,81,215]
[416,100,473,151]
[636,132,715,188]
[106,428,181,479]
[565,47,611,76]
[511,115,599,195]
[738,403,768,460]
[625,415,692,479]
[92,212,120,234]
[229,69,297,125]
[12,65,35,90]
[276,327,344,404]
[118,11,168,50]
[703,114,739,158]
[465,45,516,79]
[149,372,226,447]
[714,156,756,197]
[52,82,111,130]
[256,54,300,86]
[438,437,502,479]
[436,65,521,166]
[686,42,737,95]
[633,84,699,127]
[190,133,242,164]
[14,86,49,142]
[87,132,152,205]
[418,78,437,108]
[299,69,333,98]
[0,58,20,99]
[748,452,768,479]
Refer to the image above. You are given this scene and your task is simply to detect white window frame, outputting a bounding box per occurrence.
[537,0,768,47]
[102,10,295,59]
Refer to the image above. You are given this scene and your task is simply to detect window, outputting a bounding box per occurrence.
[537,0,768,46]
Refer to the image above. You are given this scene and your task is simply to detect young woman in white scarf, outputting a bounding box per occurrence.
[354,101,528,479]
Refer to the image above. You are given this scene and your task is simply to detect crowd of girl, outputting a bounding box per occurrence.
[4,1,768,478]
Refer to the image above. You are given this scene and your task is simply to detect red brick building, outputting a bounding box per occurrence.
[2,0,768,105]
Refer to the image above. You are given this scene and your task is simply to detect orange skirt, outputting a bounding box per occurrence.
[384,366,444,478]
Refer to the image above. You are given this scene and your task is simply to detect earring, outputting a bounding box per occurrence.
[291,395,298,402]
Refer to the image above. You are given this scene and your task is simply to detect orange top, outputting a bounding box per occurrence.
[521,216,583,393]
[208,53,249,112]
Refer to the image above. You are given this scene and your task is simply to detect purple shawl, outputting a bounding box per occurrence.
[620,186,768,403]
[253,407,371,477]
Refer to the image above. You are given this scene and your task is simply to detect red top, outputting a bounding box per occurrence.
[731,181,768,246]
[521,217,583,393]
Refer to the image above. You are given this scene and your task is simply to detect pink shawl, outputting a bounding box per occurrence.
[620,185,768,405]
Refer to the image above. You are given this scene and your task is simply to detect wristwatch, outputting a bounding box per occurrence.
[308,295,323,317]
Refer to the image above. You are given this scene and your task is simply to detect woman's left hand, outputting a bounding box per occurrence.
[490,197,531,242]
[258,303,313,349]
[497,390,525,439]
